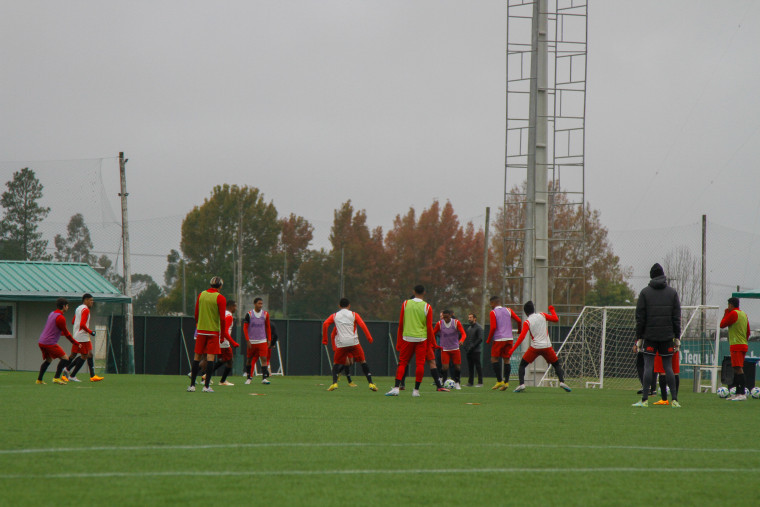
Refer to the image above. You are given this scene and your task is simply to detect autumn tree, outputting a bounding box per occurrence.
[287,201,387,319]
[385,200,485,318]
[268,213,314,315]
[490,183,634,313]
[0,167,51,260]
[54,213,96,264]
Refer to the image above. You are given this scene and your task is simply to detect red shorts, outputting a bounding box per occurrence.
[730,344,749,368]
[654,351,680,374]
[194,333,221,355]
[396,340,428,382]
[491,340,513,359]
[522,346,558,364]
[247,342,268,361]
[71,341,93,356]
[39,343,65,361]
[441,349,461,365]
[219,347,233,362]
[426,341,436,361]
[334,344,365,365]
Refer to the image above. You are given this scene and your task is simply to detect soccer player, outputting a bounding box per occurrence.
[218,300,240,386]
[720,297,751,401]
[327,326,357,386]
[463,313,484,387]
[653,348,680,405]
[244,297,272,385]
[321,298,378,392]
[485,296,522,390]
[36,298,76,385]
[386,285,439,398]
[632,263,681,408]
[432,309,466,389]
[188,276,231,393]
[508,301,572,393]
[66,293,103,382]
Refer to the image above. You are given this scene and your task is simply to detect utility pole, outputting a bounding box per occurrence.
[237,200,244,332]
[282,255,288,318]
[339,246,345,298]
[118,152,135,374]
[481,207,490,324]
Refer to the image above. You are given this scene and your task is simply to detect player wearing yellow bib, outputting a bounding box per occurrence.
[188,276,231,393]
[720,297,751,401]
[386,285,435,398]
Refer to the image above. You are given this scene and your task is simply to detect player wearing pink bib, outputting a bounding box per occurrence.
[36,298,76,385]
[432,310,466,389]
[244,297,271,385]
[486,296,522,390]
[509,301,571,393]
[322,298,377,392]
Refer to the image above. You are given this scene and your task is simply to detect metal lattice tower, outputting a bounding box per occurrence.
[502,0,588,323]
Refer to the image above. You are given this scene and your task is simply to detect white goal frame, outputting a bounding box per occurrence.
[539,305,721,392]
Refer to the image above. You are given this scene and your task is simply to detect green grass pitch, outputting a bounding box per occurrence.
[1,372,758,506]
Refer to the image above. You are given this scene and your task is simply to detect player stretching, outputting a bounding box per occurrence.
[322,298,378,392]
[218,300,240,386]
[386,285,440,398]
[66,294,103,382]
[188,276,231,393]
[720,297,751,401]
[508,301,571,393]
[244,298,272,385]
[432,309,466,389]
[486,296,522,390]
[36,298,76,384]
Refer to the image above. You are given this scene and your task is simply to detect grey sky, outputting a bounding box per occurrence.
[1,1,759,308]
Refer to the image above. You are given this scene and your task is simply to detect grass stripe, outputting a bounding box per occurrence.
[0,467,758,480]
[1,442,758,455]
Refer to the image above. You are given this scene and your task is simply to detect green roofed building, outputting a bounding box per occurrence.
[0,261,130,371]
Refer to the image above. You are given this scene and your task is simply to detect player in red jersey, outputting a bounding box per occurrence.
[486,296,522,390]
[189,276,231,393]
[432,309,466,389]
[65,293,103,382]
[37,298,76,384]
[217,300,240,386]
[244,298,272,385]
[322,298,377,392]
[508,301,571,393]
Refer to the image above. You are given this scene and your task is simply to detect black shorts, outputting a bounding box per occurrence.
[642,339,674,357]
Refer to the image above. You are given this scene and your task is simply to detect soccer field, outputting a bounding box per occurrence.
[1,372,757,506]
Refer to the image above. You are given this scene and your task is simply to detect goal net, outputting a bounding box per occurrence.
[540,305,721,392]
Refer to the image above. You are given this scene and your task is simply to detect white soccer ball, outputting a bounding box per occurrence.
[443,379,456,389]
[717,387,730,398]
[751,387,760,399]
[729,386,749,396]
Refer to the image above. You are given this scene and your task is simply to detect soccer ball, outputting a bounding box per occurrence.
[751,387,760,399]
[729,386,749,396]
[443,379,456,389]
[717,387,730,398]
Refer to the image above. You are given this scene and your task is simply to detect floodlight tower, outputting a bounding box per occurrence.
[503,0,588,323]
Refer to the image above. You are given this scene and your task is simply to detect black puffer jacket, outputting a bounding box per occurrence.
[635,275,681,341]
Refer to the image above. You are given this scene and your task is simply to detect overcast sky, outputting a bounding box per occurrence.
[1,1,759,308]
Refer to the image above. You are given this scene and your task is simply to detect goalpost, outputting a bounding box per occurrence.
[539,305,721,392]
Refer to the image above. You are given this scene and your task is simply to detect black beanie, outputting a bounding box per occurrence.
[524,301,535,316]
[650,263,665,279]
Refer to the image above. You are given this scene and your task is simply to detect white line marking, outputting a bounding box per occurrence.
[0,467,757,480]
[1,442,759,455]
